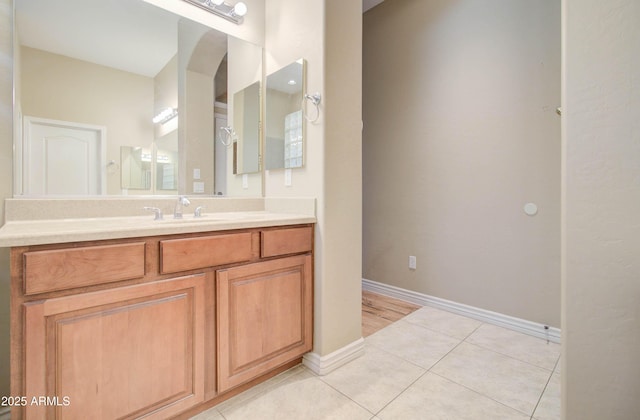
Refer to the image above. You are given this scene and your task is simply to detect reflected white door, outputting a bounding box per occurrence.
[24,116,106,195]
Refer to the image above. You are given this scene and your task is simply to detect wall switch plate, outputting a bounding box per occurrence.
[193,168,201,180]
[193,181,204,193]
[409,256,417,270]
[285,168,292,186]
[242,174,249,189]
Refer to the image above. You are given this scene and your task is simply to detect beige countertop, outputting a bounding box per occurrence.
[0,211,316,247]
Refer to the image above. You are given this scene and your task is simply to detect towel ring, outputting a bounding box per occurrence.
[219,126,236,147]
[302,93,321,123]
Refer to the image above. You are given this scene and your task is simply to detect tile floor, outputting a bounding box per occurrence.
[191,305,561,420]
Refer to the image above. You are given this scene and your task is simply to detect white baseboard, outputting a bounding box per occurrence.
[0,406,11,420]
[362,278,561,344]
[303,337,365,376]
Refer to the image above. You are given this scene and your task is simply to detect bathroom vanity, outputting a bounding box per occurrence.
[2,201,315,419]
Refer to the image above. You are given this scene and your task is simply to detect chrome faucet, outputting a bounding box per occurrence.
[174,196,190,219]
[143,206,163,220]
[194,206,206,218]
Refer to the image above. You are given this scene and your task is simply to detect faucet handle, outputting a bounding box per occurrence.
[143,206,163,220]
[194,206,206,218]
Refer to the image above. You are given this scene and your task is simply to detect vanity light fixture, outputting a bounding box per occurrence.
[152,107,178,124]
[182,0,248,24]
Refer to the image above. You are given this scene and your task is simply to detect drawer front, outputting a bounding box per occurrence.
[24,242,146,295]
[161,233,253,274]
[261,226,313,258]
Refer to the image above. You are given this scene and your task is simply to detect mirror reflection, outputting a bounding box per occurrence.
[265,59,305,170]
[234,81,261,174]
[121,146,152,191]
[13,0,262,197]
[156,130,179,191]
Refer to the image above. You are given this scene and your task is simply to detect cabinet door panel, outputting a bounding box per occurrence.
[217,255,312,392]
[24,275,205,419]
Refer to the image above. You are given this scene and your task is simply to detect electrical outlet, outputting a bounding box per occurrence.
[409,256,417,270]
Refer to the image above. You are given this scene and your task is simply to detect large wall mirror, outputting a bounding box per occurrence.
[265,59,305,170]
[13,0,262,197]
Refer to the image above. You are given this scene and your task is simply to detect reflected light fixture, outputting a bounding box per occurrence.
[182,0,248,24]
[153,108,178,124]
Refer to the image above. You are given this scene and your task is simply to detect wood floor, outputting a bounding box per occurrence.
[362,290,421,337]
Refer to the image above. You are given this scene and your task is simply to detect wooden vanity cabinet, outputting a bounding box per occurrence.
[10,224,313,420]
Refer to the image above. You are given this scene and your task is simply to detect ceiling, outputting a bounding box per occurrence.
[16,0,384,78]
[15,0,179,77]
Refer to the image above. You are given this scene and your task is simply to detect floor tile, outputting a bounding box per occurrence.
[320,345,425,413]
[431,342,552,415]
[532,372,561,420]
[365,320,462,369]
[189,408,224,420]
[212,365,306,414]
[218,368,373,420]
[466,324,561,370]
[403,306,482,340]
[378,373,530,420]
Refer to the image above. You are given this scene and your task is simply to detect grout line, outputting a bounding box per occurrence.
[358,300,557,418]
[371,369,430,416]
[398,317,479,342]
[315,369,378,417]
[529,366,556,420]
[361,320,471,416]
[429,371,534,418]
[403,320,546,418]
[460,339,558,373]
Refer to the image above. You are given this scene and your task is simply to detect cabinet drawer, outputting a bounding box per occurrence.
[261,226,313,258]
[161,233,253,274]
[24,242,146,295]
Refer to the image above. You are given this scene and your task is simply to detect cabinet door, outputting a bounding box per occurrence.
[23,274,206,419]
[217,254,313,392]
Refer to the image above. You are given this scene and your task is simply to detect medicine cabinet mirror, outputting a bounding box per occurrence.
[265,59,305,170]
[233,81,261,174]
[13,0,262,197]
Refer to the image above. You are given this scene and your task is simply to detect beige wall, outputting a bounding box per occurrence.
[20,47,155,195]
[562,0,640,418]
[265,0,363,355]
[0,0,11,402]
[363,0,562,327]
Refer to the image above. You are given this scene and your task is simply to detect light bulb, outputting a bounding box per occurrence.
[232,1,247,16]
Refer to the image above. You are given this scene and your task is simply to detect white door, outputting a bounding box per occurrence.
[23,116,106,195]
